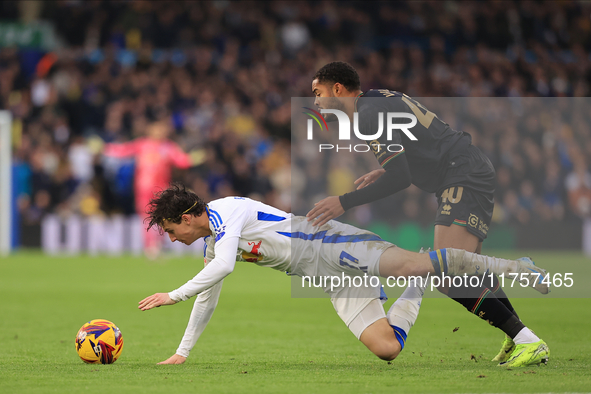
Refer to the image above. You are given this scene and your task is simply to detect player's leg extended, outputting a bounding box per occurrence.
[377,242,548,291]
[433,224,548,365]
[474,240,523,362]
[475,240,521,321]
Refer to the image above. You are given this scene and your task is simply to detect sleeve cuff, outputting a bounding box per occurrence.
[168,291,183,303]
[339,194,353,212]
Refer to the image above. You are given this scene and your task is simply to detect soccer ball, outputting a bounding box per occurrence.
[75,319,124,364]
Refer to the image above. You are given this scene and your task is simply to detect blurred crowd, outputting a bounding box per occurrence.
[2,0,591,241]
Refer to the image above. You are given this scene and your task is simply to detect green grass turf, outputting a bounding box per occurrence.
[1,250,590,394]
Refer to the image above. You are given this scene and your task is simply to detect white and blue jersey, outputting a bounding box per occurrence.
[168,197,395,357]
[206,197,293,271]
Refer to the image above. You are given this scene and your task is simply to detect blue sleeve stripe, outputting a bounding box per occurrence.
[209,217,219,229]
[206,206,219,228]
[210,209,223,226]
[275,231,382,243]
[257,211,286,221]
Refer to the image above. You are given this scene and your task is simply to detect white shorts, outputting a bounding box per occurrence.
[289,216,393,279]
[289,217,394,338]
[343,298,387,339]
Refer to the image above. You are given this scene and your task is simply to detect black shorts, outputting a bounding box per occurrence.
[434,146,495,241]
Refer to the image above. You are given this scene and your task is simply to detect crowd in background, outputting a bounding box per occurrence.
[2,0,591,243]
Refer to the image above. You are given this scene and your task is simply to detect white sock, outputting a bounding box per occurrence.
[387,277,425,333]
[513,327,540,345]
[446,248,522,277]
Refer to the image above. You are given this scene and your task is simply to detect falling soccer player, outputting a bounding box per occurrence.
[139,183,549,367]
[306,61,549,367]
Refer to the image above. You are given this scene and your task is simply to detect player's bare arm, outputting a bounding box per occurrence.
[354,168,386,190]
[306,196,345,227]
[138,293,177,311]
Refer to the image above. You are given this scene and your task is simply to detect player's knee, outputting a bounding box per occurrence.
[371,341,401,361]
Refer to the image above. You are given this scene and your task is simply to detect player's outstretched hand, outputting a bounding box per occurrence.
[157,354,187,365]
[138,293,177,311]
[306,196,344,227]
[354,168,385,190]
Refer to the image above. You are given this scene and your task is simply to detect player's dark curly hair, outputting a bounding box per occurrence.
[313,61,360,91]
[146,183,206,232]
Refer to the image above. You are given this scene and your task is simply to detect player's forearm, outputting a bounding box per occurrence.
[176,280,223,358]
[168,258,234,302]
[169,237,238,302]
[339,164,411,210]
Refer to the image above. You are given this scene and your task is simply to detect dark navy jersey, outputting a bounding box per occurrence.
[355,89,472,193]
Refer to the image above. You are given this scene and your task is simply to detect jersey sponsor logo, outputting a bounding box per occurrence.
[214,225,227,242]
[369,139,386,158]
[248,240,263,255]
[478,219,489,235]
[241,251,263,262]
[441,204,452,215]
[468,214,491,236]
[241,240,264,262]
[468,214,479,228]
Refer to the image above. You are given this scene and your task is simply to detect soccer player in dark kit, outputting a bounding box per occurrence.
[306,61,549,367]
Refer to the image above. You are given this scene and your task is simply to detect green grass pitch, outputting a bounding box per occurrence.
[1,250,590,393]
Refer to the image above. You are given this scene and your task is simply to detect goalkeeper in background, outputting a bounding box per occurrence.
[102,120,205,258]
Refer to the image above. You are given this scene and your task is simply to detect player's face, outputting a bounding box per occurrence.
[162,217,198,245]
[312,79,346,122]
[148,123,170,140]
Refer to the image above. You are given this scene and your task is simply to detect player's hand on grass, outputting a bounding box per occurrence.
[138,293,177,311]
[354,169,385,190]
[157,354,187,365]
[306,196,344,227]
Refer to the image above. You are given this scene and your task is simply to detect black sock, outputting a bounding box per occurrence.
[447,278,525,339]
[488,275,519,319]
